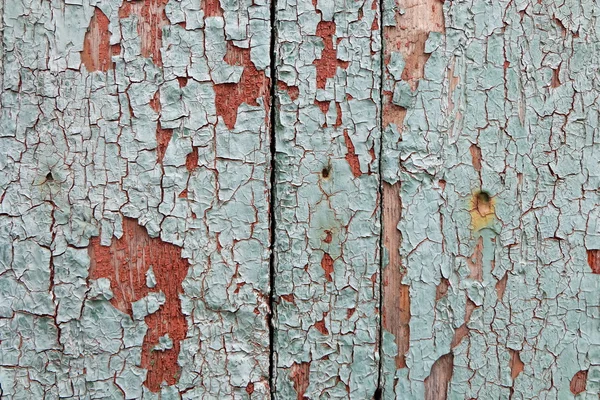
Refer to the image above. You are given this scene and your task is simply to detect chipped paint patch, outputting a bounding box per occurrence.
[81,8,114,72]
[118,0,169,66]
[313,21,349,90]
[570,370,588,395]
[214,43,270,129]
[89,218,189,391]
[587,250,600,274]
[424,353,453,400]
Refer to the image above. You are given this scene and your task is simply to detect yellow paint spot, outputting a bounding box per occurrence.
[470,191,495,231]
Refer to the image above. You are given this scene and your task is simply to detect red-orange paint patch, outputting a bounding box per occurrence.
[280,293,295,303]
[570,370,588,395]
[278,81,299,101]
[314,21,349,90]
[118,0,169,66]
[551,65,561,88]
[467,236,483,281]
[186,146,199,171]
[245,382,254,395]
[334,102,343,127]
[314,314,329,335]
[88,217,190,392]
[587,250,600,273]
[315,100,330,116]
[346,308,356,319]
[202,0,223,17]
[156,122,173,164]
[470,144,482,172]
[81,8,114,72]
[214,43,270,130]
[496,273,508,301]
[177,76,189,87]
[150,91,161,113]
[509,349,524,380]
[343,130,362,178]
[321,253,334,282]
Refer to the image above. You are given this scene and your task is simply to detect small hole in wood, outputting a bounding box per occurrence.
[474,190,491,216]
[46,172,54,181]
[321,166,331,179]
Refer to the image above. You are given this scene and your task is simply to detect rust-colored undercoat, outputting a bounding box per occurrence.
[290,362,311,400]
[156,122,173,164]
[586,249,600,273]
[313,21,349,90]
[214,42,270,130]
[280,293,295,303]
[185,146,199,172]
[118,0,169,66]
[202,0,223,17]
[81,8,113,72]
[150,91,161,113]
[470,144,482,172]
[570,370,588,394]
[314,100,330,116]
[435,277,450,301]
[382,182,411,368]
[88,218,190,392]
[321,252,334,282]
[343,130,362,178]
[278,81,299,101]
[508,349,524,380]
[314,314,329,335]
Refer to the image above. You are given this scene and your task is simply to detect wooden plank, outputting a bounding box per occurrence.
[380,0,445,396]
[0,0,271,397]
[272,0,382,398]
[380,0,600,398]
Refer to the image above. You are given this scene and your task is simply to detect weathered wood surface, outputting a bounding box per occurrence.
[1,0,600,398]
[272,0,381,398]
[380,0,600,399]
[0,0,271,398]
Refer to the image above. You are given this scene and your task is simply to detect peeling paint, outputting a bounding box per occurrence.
[380,0,600,398]
[0,0,272,396]
[273,0,381,398]
[88,217,189,392]
[3,0,600,398]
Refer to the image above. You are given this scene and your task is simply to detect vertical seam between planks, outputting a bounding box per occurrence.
[268,0,277,397]
[0,0,4,96]
[376,0,385,397]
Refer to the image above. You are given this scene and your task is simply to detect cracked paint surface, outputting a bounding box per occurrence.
[381,0,600,398]
[3,0,600,398]
[0,0,271,397]
[272,0,381,398]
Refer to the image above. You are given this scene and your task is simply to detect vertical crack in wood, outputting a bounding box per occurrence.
[268,0,277,397]
[377,0,385,394]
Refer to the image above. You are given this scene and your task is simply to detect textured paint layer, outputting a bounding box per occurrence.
[0,0,272,397]
[272,0,382,398]
[88,217,189,391]
[380,0,600,398]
